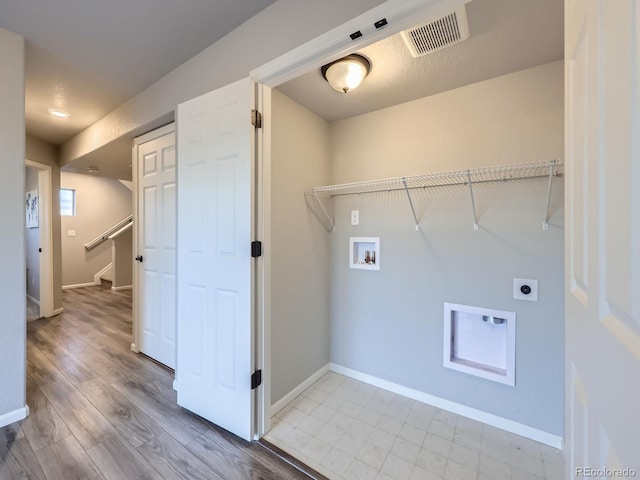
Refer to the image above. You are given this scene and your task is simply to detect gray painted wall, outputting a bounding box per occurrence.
[330,61,564,183]
[328,62,565,435]
[0,26,26,421]
[60,172,132,287]
[270,89,332,404]
[26,167,40,301]
[330,183,564,435]
[26,134,63,311]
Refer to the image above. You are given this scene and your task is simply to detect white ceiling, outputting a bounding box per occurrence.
[1,0,563,181]
[277,0,564,122]
[0,0,275,145]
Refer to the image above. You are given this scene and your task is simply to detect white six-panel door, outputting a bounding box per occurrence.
[135,125,177,369]
[176,78,255,441]
[565,0,640,473]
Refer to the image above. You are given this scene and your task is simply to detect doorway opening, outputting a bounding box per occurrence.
[253,0,565,478]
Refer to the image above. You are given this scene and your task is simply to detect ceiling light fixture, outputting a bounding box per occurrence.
[48,108,69,118]
[321,54,371,93]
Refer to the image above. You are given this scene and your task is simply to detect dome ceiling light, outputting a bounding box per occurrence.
[48,108,70,118]
[321,54,371,94]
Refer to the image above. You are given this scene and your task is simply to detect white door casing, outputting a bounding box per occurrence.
[565,0,640,474]
[176,78,256,441]
[133,124,177,369]
[25,160,54,318]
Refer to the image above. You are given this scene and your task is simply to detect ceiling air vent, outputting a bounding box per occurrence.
[401,6,470,57]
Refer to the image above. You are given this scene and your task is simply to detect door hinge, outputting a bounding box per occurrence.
[251,109,262,128]
[251,370,262,389]
[251,241,262,258]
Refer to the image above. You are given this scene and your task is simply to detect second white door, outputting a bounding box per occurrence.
[135,124,177,369]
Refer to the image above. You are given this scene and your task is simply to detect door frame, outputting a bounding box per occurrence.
[131,123,176,359]
[249,0,467,437]
[25,160,54,318]
[252,82,270,438]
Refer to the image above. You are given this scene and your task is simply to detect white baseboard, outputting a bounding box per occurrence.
[130,343,139,353]
[111,285,132,291]
[62,282,97,290]
[330,363,563,450]
[271,364,330,417]
[51,307,64,316]
[0,405,29,428]
[26,294,40,306]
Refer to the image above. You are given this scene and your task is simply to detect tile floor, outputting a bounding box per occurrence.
[265,372,564,480]
[26,296,40,321]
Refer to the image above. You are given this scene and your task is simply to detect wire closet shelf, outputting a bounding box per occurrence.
[304,159,564,232]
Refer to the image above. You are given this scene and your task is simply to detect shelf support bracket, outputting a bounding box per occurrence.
[312,190,335,232]
[467,170,479,230]
[542,161,557,231]
[402,178,420,231]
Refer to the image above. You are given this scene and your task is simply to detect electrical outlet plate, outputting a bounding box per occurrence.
[513,278,538,301]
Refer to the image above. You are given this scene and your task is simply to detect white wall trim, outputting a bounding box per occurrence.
[94,263,113,284]
[271,364,330,417]
[0,405,29,428]
[51,307,64,316]
[62,282,98,290]
[26,294,40,306]
[330,363,563,449]
[111,285,132,291]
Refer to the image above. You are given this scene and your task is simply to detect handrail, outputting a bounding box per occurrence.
[84,215,133,251]
[108,221,133,240]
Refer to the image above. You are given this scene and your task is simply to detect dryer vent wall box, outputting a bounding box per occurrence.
[443,302,516,386]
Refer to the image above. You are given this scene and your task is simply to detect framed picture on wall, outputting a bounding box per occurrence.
[349,237,380,270]
[26,189,39,228]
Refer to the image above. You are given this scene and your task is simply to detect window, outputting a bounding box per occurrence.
[60,189,76,216]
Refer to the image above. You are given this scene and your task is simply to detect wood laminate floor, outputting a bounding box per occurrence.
[1,286,321,480]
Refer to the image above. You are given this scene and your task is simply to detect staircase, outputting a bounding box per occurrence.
[99,275,113,290]
[87,215,133,291]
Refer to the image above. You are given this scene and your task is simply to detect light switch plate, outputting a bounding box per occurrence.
[351,210,359,226]
[513,278,538,301]
[67,230,76,237]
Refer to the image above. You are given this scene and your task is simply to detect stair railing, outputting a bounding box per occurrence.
[84,215,133,251]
